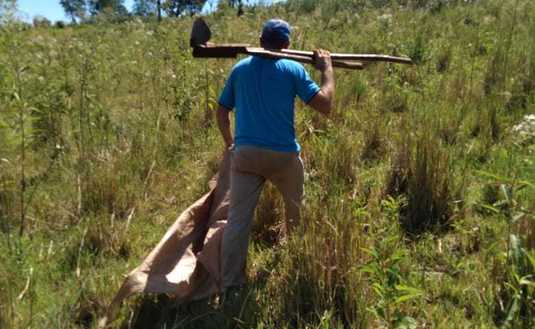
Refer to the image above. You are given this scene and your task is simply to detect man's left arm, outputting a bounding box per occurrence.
[216,105,233,149]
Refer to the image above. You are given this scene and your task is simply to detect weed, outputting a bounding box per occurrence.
[0,1,534,328]
[494,234,535,328]
[386,134,453,235]
[361,198,422,326]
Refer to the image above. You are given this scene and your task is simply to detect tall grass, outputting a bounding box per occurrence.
[0,0,534,328]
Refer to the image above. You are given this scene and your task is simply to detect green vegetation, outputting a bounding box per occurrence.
[1,0,534,328]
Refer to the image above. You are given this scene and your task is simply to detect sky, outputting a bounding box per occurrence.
[16,0,282,23]
[17,0,134,22]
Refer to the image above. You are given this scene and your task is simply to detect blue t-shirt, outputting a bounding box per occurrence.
[218,56,320,152]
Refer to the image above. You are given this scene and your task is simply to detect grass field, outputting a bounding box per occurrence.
[0,0,534,328]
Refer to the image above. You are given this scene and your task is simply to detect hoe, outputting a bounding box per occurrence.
[190,18,413,70]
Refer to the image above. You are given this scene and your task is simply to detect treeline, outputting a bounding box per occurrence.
[1,0,483,28]
[0,0,247,27]
[59,0,214,22]
[61,0,248,21]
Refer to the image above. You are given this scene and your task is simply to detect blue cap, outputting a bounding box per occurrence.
[261,19,291,44]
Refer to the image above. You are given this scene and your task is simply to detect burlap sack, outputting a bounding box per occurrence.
[99,151,232,328]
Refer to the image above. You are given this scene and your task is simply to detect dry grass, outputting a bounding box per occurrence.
[0,1,534,328]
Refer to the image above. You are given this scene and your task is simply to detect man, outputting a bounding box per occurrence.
[216,18,335,290]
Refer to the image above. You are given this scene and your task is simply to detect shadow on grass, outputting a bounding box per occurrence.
[125,287,261,329]
[121,270,272,329]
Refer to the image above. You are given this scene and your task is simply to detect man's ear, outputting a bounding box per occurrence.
[283,41,290,49]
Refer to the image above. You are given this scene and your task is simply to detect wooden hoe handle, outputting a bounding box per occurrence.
[189,18,413,69]
[245,47,364,70]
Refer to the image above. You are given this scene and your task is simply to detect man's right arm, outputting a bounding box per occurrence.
[308,49,334,116]
[218,69,235,149]
[216,105,233,149]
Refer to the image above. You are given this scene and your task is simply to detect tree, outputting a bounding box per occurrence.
[133,0,157,16]
[59,0,86,23]
[228,0,243,16]
[0,0,17,24]
[87,0,128,16]
[33,15,51,27]
[163,0,206,17]
[227,0,240,7]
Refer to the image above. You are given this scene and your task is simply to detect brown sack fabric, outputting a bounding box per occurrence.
[99,151,232,328]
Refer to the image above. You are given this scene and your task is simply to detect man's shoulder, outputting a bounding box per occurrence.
[276,59,308,77]
[277,59,305,70]
[230,57,307,77]
[233,56,253,70]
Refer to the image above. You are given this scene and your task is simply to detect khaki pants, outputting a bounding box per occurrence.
[221,146,304,289]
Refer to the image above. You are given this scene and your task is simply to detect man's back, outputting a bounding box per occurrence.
[218,56,320,152]
[216,18,334,291]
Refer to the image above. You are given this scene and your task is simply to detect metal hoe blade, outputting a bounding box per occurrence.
[190,18,211,47]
